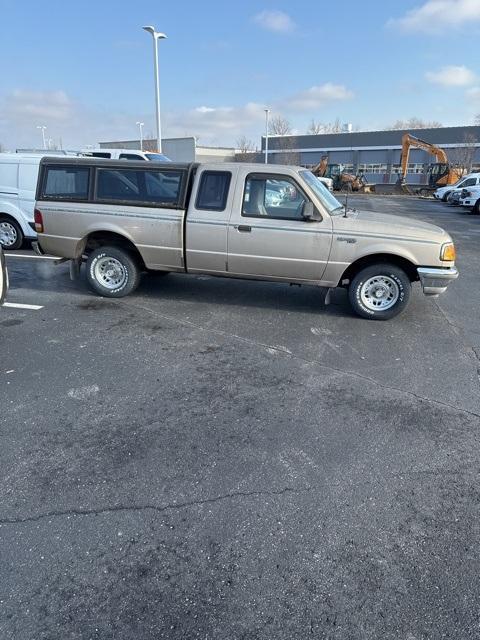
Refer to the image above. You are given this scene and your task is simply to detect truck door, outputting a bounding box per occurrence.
[185,169,234,274]
[227,171,332,282]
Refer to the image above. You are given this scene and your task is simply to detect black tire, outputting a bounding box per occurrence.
[0,217,23,250]
[472,199,480,215]
[441,191,451,202]
[349,263,411,321]
[86,246,141,298]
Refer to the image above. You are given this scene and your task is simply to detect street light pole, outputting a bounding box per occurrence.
[143,26,167,153]
[37,125,47,150]
[136,121,144,151]
[264,109,270,164]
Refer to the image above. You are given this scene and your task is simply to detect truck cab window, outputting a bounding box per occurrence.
[242,175,306,220]
[196,171,231,211]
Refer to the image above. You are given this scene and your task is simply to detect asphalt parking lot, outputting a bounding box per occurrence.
[1,195,480,639]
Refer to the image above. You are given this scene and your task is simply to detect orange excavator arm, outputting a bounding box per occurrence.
[400,133,448,178]
[311,155,328,177]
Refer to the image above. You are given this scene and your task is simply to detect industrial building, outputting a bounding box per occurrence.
[262,125,480,184]
[98,136,238,164]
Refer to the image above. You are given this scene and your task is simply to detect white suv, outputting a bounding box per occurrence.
[434,173,480,202]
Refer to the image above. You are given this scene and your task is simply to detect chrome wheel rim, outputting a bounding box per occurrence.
[94,257,127,290]
[0,222,18,247]
[360,275,399,311]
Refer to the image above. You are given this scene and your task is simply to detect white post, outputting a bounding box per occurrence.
[37,126,46,149]
[152,36,161,152]
[136,122,144,151]
[264,109,270,164]
[143,27,167,154]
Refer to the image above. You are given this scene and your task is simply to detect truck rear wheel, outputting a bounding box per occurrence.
[86,246,141,298]
[348,263,411,320]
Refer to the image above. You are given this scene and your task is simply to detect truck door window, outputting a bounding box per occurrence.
[242,175,306,220]
[95,168,183,206]
[196,171,231,211]
[42,167,90,200]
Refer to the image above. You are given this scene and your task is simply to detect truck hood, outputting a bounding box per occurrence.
[332,209,449,242]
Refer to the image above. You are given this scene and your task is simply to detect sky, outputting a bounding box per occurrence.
[0,0,479,150]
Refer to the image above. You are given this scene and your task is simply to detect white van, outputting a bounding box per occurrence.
[80,148,171,163]
[0,153,70,250]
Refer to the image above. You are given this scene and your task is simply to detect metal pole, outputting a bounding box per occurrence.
[137,122,144,151]
[152,36,162,153]
[264,109,270,164]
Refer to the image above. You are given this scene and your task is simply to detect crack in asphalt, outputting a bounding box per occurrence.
[0,486,309,526]
[124,300,480,421]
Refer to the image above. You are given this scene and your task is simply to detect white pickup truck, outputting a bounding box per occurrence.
[33,157,458,320]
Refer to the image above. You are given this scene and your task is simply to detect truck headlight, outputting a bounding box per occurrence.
[440,243,456,261]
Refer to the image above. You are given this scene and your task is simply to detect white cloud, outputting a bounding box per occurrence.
[285,83,354,111]
[425,65,476,86]
[0,80,355,149]
[0,89,143,149]
[253,10,296,33]
[388,0,480,33]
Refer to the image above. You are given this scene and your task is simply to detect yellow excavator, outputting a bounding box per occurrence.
[396,133,464,195]
[312,155,368,192]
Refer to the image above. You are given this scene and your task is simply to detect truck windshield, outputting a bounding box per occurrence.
[299,170,343,215]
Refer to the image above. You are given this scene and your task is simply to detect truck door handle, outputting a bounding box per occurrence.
[237,225,252,232]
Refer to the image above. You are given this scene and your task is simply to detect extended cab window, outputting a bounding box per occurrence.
[196,171,231,211]
[42,166,90,199]
[242,174,307,220]
[95,168,184,206]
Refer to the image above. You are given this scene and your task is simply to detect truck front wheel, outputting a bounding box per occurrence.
[348,263,411,320]
[86,246,141,298]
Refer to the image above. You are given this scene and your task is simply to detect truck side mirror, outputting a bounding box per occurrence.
[0,246,8,306]
[302,201,322,222]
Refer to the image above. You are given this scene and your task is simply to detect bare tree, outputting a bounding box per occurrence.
[448,132,478,173]
[475,114,480,125]
[306,119,323,135]
[235,136,257,162]
[386,117,443,130]
[323,117,343,134]
[269,116,292,136]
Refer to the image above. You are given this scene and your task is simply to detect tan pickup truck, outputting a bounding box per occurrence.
[33,157,458,320]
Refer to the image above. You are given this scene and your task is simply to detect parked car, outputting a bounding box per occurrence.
[80,148,171,162]
[459,186,480,214]
[33,158,458,320]
[0,245,8,305]
[434,173,480,202]
[0,152,71,249]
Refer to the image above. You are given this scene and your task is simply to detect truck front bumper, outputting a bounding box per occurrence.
[417,267,459,296]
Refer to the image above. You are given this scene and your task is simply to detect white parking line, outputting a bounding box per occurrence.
[3,302,44,310]
[6,254,59,260]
